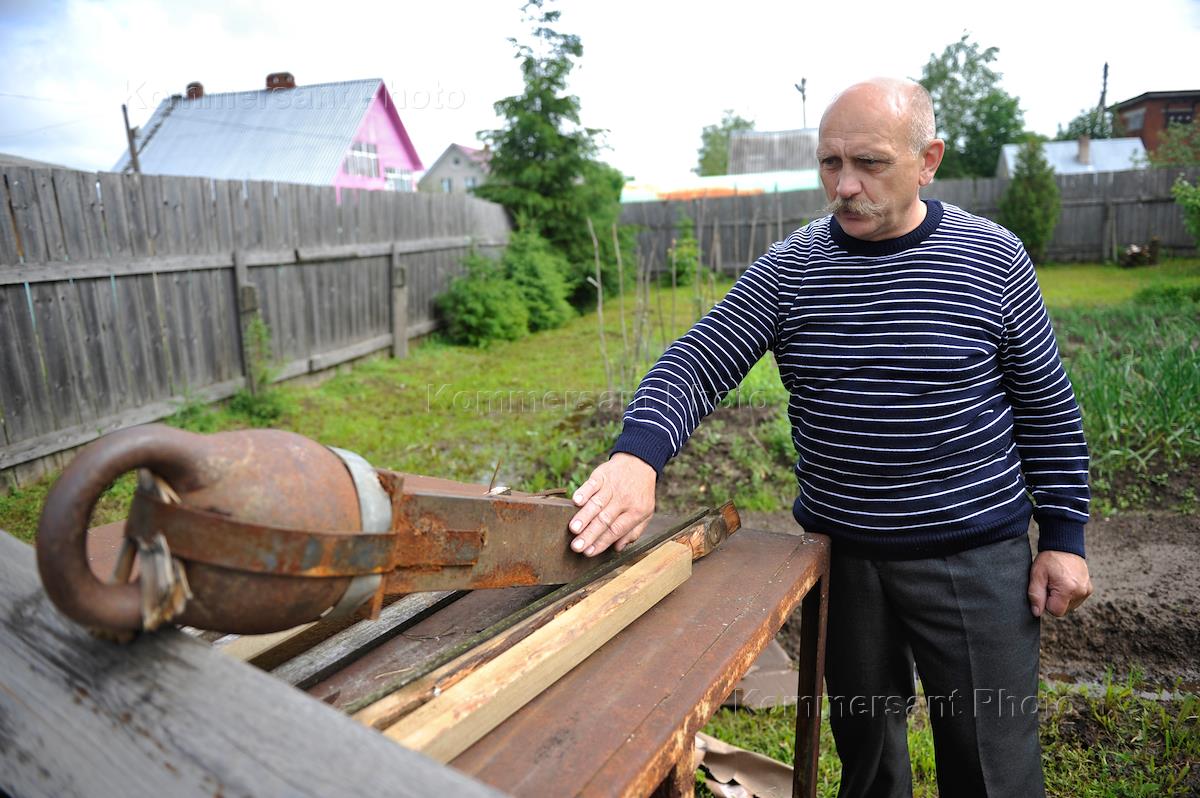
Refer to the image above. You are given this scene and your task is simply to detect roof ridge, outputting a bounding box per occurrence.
[171,77,382,101]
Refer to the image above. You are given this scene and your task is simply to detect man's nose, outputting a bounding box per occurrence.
[837,172,861,198]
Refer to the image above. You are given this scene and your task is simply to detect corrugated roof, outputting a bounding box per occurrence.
[997,137,1147,176]
[727,129,819,175]
[113,79,383,184]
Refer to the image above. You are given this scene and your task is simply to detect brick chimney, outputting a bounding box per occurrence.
[1077,135,1091,165]
[186,81,204,100]
[266,72,296,91]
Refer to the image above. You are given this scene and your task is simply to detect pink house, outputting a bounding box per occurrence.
[115,73,424,200]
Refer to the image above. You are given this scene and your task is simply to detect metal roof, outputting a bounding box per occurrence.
[113,79,384,184]
[997,137,1147,177]
[727,129,819,175]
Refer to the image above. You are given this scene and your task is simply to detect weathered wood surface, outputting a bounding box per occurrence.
[0,166,510,484]
[384,541,694,764]
[623,165,1200,274]
[0,530,504,798]
[271,590,462,687]
[307,584,557,711]
[451,528,830,798]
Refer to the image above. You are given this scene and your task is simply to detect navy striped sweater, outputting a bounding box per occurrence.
[614,200,1089,558]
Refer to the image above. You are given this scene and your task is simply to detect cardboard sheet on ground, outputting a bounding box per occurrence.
[695,731,793,798]
[722,638,798,709]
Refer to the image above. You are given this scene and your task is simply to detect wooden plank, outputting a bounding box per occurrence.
[0,284,54,443]
[78,276,127,419]
[113,274,156,407]
[381,542,692,763]
[271,591,461,688]
[32,169,67,262]
[97,172,132,259]
[5,166,47,263]
[391,244,408,357]
[144,272,178,396]
[309,333,392,372]
[50,169,91,261]
[27,282,80,429]
[0,170,22,264]
[158,175,188,255]
[0,252,233,286]
[0,531,504,798]
[121,172,151,257]
[52,276,99,425]
[139,173,164,256]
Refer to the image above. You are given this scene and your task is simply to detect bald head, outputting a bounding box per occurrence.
[821,78,936,155]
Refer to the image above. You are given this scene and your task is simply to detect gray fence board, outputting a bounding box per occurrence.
[6,167,47,263]
[0,173,21,264]
[33,169,67,262]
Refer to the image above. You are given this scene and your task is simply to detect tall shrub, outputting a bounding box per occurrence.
[437,251,529,347]
[999,139,1060,263]
[665,214,700,286]
[1171,177,1200,245]
[503,226,575,332]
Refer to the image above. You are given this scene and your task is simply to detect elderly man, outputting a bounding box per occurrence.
[567,78,1092,797]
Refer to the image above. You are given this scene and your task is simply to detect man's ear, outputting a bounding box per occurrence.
[918,139,945,186]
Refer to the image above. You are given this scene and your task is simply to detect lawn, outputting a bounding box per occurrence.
[1,256,1198,797]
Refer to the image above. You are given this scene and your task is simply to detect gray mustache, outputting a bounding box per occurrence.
[822,197,887,217]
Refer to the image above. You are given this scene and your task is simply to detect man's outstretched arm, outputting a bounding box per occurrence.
[569,245,784,556]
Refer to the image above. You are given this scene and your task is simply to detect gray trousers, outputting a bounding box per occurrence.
[824,536,1044,798]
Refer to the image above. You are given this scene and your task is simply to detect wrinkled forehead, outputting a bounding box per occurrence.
[818,90,908,151]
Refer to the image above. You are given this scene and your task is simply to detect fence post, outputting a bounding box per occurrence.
[233,249,261,395]
[390,242,408,359]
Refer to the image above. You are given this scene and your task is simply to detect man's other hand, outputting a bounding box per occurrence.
[568,453,656,557]
[1028,550,1093,618]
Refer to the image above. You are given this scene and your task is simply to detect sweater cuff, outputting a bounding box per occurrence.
[611,424,674,476]
[1035,516,1086,558]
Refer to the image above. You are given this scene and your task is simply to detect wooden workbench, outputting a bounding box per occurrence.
[451,527,830,798]
[3,522,828,798]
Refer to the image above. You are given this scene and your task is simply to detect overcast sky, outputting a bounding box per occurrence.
[2,0,1198,182]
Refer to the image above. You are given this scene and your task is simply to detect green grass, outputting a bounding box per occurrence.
[698,674,1200,797]
[1036,257,1200,308]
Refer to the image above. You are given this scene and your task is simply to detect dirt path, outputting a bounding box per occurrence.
[742,509,1200,688]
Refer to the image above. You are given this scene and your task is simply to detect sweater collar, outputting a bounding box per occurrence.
[829,199,944,256]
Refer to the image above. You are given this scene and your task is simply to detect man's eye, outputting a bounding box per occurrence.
[820,157,840,168]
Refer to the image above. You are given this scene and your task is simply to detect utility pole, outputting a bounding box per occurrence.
[1096,62,1109,134]
[794,78,807,128]
[122,103,141,175]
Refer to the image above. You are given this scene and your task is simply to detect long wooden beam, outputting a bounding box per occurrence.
[379,540,692,763]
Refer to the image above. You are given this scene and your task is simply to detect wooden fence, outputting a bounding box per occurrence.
[622,166,1200,272]
[0,166,509,486]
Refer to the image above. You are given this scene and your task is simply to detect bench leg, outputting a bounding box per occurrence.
[792,573,829,798]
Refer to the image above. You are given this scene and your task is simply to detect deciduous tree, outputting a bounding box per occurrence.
[919,34,1025,178]
[695,111,754,176]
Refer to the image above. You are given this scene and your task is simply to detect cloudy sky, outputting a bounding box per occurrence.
[1,0,1198,182]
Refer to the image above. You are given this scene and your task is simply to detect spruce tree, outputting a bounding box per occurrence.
[999,139,1060,263]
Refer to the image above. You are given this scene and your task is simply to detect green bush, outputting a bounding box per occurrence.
[1133,280,1200,306]
[665,213,700,286]
[437,251,529,347]
[1172,177,1200,244]
[503,226,575,332]
[999,139,1060,263]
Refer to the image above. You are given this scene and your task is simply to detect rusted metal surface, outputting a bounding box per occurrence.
[449,528,830,797]
[37,424,361,633]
